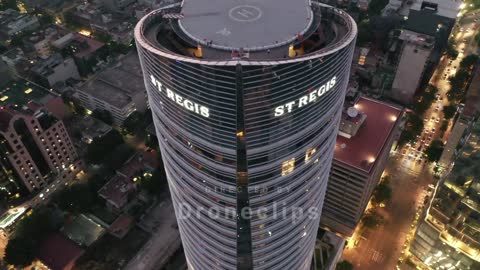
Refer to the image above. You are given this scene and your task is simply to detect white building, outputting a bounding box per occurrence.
[74,53,148,125]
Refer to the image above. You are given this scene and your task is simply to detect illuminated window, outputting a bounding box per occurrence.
[305,148,316,163]
[0,96,8,101]
[281,158,295,176]
[24,88,33,94]
[358,55,366,65]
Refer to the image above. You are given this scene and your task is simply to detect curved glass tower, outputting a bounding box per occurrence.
[135,1,356,269]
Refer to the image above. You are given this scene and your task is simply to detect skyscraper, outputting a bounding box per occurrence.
[135,1,356,269]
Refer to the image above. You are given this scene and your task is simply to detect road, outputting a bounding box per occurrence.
[342,11,480,270]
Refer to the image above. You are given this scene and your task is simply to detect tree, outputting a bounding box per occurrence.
[460,54,479,69]
[412,85,438,115]
[103,144,135,170]
[425,140,444,162]
[92,109,113,125]
[440,120,449,132]
[446,40,459,59]
[0,0,19,11]
[52,183,95,213]
[372,178,392,205]
[368,0,389,16]
[140,168,167,196]
[398,113,424,146]
[85,129,124,164]
[361,210,383,228]
[5,207,56,267]
[443,105,456,119]
[336,260,354,270]
[455,175,467,186]
[448,70,470,101]
[4,238,35,266]
[122,111,143,134]
[357,20,374,46]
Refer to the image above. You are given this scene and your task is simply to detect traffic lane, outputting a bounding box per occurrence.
[343,158,427,270]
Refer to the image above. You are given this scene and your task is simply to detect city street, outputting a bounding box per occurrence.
[343,10,480,270]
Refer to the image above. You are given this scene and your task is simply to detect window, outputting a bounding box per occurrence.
[281,158,295,176]
[305,148,316,163]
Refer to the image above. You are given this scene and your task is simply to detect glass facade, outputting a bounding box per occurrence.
[135,2,356,269]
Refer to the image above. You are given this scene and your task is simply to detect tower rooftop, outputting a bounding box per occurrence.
[178,0,313,51]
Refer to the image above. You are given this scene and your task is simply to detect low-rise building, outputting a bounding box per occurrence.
[390,30,434,104]
[30,54,80,88]
[0,9,40,43]
[321,97,403,236]
[98,152,157,212]
[74,52,147,125]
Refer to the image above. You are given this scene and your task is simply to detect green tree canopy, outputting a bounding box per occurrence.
[425,140,444,162]
[361,210,383,228]
[357,20,374,46]
[52,183,95,213]
[336,260,354,270]
[443,105,456,119]
[460,54,479,69]
[0,0,19,11]
[372,178,392,204]
[122,111,143,134]
[368,0,389,16]
[85,129,124,164]
[4,238,35,266]
[446,40,459,59]
[5,207,56,267]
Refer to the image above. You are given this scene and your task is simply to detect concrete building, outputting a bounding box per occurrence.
[0,102,81,193]
[390,30,434,104]
[135,1,356,269]
[30,54,81,88]
[0,9,39,42]
[74,52,148,125]
[409,119,480,270]
[321,97,403,237]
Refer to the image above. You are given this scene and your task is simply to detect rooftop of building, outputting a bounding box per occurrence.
[0,9,38,32]
[179,0,312,51]
[137,1,356,62]
[334,97,403,173]
[109,214,134,239]
[410,0,461,19]
[76,52,144,108]
[98,174,134,208]
[61,214,106,247]
[98,152,158,207]
[406,9,456,37]
[37,232,85,270]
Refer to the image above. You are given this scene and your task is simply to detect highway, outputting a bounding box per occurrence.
[342,10,480,270]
